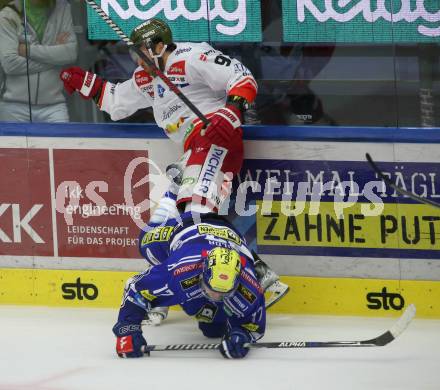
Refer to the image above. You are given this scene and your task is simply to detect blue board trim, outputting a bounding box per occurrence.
[1,122,440,143]
[257,245,440,259]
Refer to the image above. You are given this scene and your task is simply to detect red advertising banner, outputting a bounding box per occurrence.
[0,149,53,256]
[0,148,150,259]
[54,149,149,259]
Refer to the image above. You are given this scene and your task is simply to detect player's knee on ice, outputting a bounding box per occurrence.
[198,322,226,338]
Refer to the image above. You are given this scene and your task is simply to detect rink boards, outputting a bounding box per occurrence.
[1,267,439,318]
[0,123,440,317]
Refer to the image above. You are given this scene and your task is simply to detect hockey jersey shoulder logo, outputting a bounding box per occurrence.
[168,61,186,76]
[171,261,203,276]
[197,225,242,245]
[180,275,200,290]
[134,69,153,86]
[141,226,174,245]
[195,302,218,323]
[174,46,192,56]
[240,270,263,294]
[166,116,189,134]
[237,283,256,304]
[134,69,154,97]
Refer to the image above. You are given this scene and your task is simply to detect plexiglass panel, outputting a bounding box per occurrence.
[0,0,438,127]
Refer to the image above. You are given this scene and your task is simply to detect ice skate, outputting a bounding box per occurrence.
[165,149,191,187]
[143,306,169,326]
[252,250,290,309]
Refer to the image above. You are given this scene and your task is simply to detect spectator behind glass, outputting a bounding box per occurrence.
[0,0,77,122]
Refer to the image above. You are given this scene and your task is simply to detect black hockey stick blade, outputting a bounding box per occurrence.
[366,153,440,209]
[84,0,210,128]
[142,304,416,354]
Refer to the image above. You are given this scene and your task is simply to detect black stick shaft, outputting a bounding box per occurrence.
[84,0,210,127]
[143,339,381,353]
[366,153,440,209]
[143,330,394,352]
[143,304,415,354]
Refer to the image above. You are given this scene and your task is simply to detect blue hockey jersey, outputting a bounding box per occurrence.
[123,213,266,341]
[138,212,255,266]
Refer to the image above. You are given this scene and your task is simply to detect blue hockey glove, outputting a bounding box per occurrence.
[112,322,147,358]
[219,328,251,359]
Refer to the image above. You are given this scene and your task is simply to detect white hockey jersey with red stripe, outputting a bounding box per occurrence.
[99,42,257,146]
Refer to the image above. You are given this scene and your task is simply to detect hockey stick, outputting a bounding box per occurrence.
[142,303,416,354]
[84,0,210,128]
[366,153,440,209]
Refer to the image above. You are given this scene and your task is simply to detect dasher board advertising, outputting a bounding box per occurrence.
[87,0,262,42]
[0,148,150,260]
[283,0,440,43]
[233,159,440,259]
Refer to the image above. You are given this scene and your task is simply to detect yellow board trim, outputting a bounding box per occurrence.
[0,268,128,307]
[1,268,439,318]
[269,276,440,319]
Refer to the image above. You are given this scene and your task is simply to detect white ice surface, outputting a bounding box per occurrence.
[0,306,439,390]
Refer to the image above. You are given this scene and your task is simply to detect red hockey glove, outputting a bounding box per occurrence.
[202,105,242,147]
[60,67,103,100]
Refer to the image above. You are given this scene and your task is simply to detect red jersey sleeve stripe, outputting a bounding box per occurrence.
[228,77,258,102]
[97,81,107,109]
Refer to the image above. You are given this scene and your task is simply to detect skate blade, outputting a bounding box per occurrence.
[265,281,290,309]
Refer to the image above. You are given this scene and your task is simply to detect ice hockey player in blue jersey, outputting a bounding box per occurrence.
[112,216,266,359]
[132,157,289,326]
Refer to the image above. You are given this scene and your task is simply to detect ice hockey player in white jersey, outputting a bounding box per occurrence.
[60,19,288,323]
[60,18,257,214]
